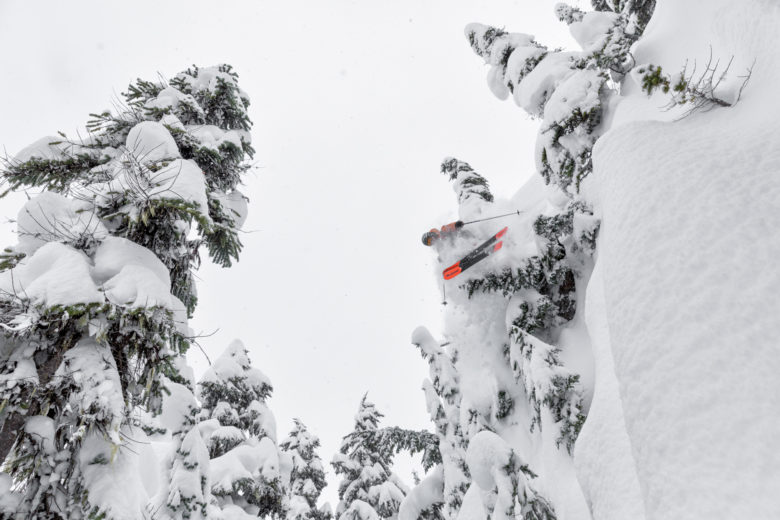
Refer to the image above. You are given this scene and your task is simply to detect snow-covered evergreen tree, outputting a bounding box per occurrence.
[456,0,645,455]
[152,413,220,520]
[408,3,658,519]
[0,64,253,518]
[464,0,658,193]
[332,396,407,520]
[405,327,468,520]
[150,371,220,520]
[280,419,331,520]
[196,339,284,518]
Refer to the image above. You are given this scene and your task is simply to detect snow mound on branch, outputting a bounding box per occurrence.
[0,225,183,312]
[543,69,603,129]
[455,484,487,520]
[16,191,108,255]
[0,242,102,306]
[210,437,280,493]
[14,136,67,162]
[288,495,313,520]
[103,264,175,309]
[93,236,170,288]
[176,66,245,99]
[195,417,222,439]
[78,430,149,519]
[369,477,407,512]
[398,465,444,520]
[490,33,536,67]
[222,504,259,520]
[149,158,209,215]
[214,189,249,229]
[247,400,277,442]
[146,87,201,116]
[159,378,199,435]
[24,416,56,455]
[465,431,511,491]
[568,12,620,54]
[464,24,532,61]
[487,65,510,100]
[515,52,578,116]
[208,425,245,446]
[340,499,380,520]
[506,45,547,85]
[188,124,244,152]
[0,356,36,389]
[56,340,125,439]
[159,113,186,131]
[126,121,180,163]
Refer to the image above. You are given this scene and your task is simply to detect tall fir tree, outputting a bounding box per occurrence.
[196,339,284,518]
[407,3,657,519]
[332,396,407,520]
[0,64,254,518]
[463,201,598,452]
[280,419,331,520]
[459,0,641,455]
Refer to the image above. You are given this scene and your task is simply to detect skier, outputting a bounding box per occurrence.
[422,210,520,279]
[422,220,507,279]
[421,220,465,246]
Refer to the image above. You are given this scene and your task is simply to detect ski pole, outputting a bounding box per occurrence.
[461,210,522,226]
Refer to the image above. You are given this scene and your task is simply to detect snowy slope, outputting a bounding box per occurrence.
[584,1,780,518]
[572,260,644,520]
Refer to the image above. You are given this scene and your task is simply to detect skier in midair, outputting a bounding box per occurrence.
[421,220,465,246]
[421,218,509,280]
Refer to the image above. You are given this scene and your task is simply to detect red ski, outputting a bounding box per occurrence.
[443,227,507,280]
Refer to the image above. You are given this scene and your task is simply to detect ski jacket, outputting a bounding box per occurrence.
[422,220,464,246]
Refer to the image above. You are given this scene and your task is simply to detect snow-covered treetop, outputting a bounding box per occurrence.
[198,339,273,408]
[441,158,493,210]
[332,396,408,520]
[281,418,323,461]
[197,339,277,453]
[463,2,657,193]
[352,394,382,433]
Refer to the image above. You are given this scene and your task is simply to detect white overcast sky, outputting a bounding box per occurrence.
[0,0,580,504]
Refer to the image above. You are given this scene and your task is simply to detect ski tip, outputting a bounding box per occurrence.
[493,241,503,252]
[443,263,461,280]
[496,227,508,239]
